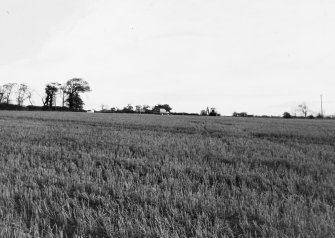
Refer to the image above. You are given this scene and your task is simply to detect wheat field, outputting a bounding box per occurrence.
[0,111,334,237]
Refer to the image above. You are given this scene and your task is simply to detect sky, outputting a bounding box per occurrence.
[0,0,335,116]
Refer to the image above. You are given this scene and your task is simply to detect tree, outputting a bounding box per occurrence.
[2,83,16,104]
[0,86,4,103]
[64,78,91,110]
[135,105,143,113]
[100,104,109,111]
[122,104,134,113]
[71,95,84,110]
[142,105,151,112]
[200,110,207,116]
[209,107,219,116]
[152,104,172,112]
[59,85,67,107]
[297,103,308,118]
[283,112,292,118]
[16,84,30,106]
[233,112,248,117]
[316,113,324,119]
[43,83,60,108]
[26,90,33,106]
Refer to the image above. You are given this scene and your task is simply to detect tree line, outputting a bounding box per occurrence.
[282,103,324,119]
[0,78,91,111]
[232,102,328,119]
[2,79,327,118]
[98,104,221,116]
[99,104,174,114]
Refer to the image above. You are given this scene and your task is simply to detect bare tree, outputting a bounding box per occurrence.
[298,103,309,117]
[27,90,34,106]
[100,104,109,111]
[59,85,67,107]
[16,84,30,106]
[2,83,17,104]
[0,86,4,103]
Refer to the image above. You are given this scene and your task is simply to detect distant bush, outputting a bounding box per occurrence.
[170,112,199,116]
[233,112,248,117]
[316,113,324,119]
[283,112,292,118]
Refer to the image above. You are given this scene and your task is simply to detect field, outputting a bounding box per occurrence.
[0,111,334,237]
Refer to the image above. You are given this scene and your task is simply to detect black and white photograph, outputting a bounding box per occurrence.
[0,0,334,237]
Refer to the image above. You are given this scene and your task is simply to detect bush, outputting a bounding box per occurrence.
[316,113,324,119]
[0,103,27,110]
[283,112,292,118]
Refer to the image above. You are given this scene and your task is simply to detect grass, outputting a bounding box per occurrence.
[0,111,334,237]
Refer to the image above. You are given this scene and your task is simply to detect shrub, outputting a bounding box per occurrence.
[283,112,292,118]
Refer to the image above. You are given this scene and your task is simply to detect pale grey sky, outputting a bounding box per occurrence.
[1,0,335,115]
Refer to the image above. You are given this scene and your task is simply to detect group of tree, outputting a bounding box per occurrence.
[99,104,222,116]
[283,112,324,119]
[200,107,221,116]
[43,78,91,110]
[283,103,325,119]
[2,82,330,119]
[230,102,330,119]
[232,112,252,117]
[0,83,33,106]
[99,104,173,114]
[0,78,91,111]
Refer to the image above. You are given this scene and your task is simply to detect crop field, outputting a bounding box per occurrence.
[0,111,334,237]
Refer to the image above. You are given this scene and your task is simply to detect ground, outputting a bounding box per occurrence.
[0,111,334,237]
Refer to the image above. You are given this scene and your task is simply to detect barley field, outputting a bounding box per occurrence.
[0,111,334,237]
